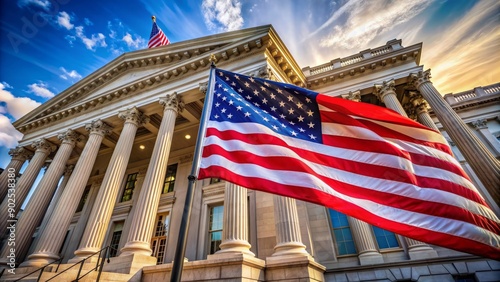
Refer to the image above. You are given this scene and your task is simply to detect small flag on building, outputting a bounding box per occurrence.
[198,68,500,260]
[148,16,170,48]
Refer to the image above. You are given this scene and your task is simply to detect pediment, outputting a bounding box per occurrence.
[14,25,308,134]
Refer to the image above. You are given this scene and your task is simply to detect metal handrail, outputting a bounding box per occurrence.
[13,257,63,282]
[45,246,115,282]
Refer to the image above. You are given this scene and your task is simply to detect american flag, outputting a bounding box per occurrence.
[148,21,169,48]
[198,68,500,259]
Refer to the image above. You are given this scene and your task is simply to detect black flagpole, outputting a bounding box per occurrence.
[170,56,217,282]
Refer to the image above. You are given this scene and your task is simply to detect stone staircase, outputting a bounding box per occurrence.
[0,262,136,282]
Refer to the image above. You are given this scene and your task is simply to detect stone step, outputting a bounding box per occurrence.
[0,267,132,282]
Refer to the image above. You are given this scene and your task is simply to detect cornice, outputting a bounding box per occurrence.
[304,42,422,90]
[14,26,276,134]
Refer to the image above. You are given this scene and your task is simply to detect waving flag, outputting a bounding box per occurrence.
[148,17,169,48]
[198,68,500,259]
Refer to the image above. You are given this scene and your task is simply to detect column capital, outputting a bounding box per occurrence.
[159,92,184,113]
[118,107,149,126]
[408,91,430,115]
[255,66,276,81]
[403,103,417,120]
[346,90,361,102]
[471,119,488,130]
[57,129,83,146]
[409,69,432,88]
[9,147,33,162]
[85,119,113,136]
[373,79,396,101]
[31,139,56,155]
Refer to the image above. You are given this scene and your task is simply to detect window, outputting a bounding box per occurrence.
[121,173,138,202]
[109,221,124,257]
[329,209,356,256]
[162,164,178,194]
[151,213,170,264]
[76,185,91,212]
[209,178,221,184]
[372,226,399,249]
[208,205,224,255]
[454,274,476,282]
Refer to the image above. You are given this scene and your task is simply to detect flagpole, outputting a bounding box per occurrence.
[170,56,217,282]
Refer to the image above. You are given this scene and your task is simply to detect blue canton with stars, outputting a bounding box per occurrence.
[209,69,323,143]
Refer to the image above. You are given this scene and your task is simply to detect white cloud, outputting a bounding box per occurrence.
[0,115,23,148]
[75,26,107,51]
[0,82,41,120]
[84,18,93,26]
[27,82,55,99]
[57,11,74,30]
[318,0,433,49]
[65,35,76,46]
[122,33,145,49]
[60,67,82,80]
[18,0,51,10]
[202,0,244,32]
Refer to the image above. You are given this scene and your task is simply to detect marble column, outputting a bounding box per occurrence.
[72,108,148,262]
[0,147,32,201]
[405,237,437,260]
[120,94,182,256]
[23,120,112,267]
[408,91,439,131]
[214,182,253,255]
[1,130,81,262]
[471,119,500,157]
[409,70,500,206]
[347,217,383,264]
[29,164,74,256]
[0,139,55,232]
[272,196,308,257]
[374,79,408,117]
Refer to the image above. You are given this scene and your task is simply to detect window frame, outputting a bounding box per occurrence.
[162,163,178,194]
[120,172,138,202]
[327,209,357,257]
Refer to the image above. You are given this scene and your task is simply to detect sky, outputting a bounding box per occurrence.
[0,0,499,173]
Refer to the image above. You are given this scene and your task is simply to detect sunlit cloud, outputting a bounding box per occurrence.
[27,82,55,99]
[421,1,500,94]
[17,0,51,10]
[0,82,41,120]
[202,0,244,32]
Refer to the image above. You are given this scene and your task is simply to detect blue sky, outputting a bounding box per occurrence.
[0,0,499,173]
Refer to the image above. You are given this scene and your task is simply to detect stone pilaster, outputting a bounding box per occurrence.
[0,147,32,200]
[211,182,253,256]
[120,94,182,257]
[471,119,500,157]
[374,79,408,117]
[72,108,148,262]
[1,130,81,263]
[0,139,55,232]
[24,120,112,267]
[346,217,383,264]
[409,70,500,206]
[408,91,439,131]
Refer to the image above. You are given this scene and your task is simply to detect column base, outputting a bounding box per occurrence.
[21,252,60,268]
[215,239,255,256]
[102,253,157,276]
[408,245,438,260]
[68,247,101,264]
[358,251,384,265]
[120,240,153,256]
[272,241,308,257]
[266,254,325,282]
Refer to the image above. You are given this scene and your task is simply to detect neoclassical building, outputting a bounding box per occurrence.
[0,25,498,282]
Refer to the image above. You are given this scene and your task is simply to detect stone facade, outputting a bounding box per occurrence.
[0,26,498,281]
